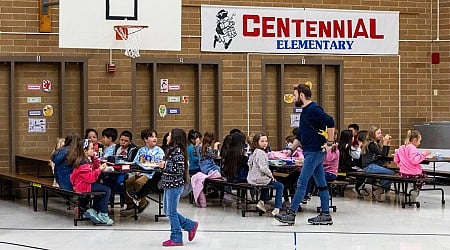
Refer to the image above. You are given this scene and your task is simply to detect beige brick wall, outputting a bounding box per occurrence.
[0,0,449,167]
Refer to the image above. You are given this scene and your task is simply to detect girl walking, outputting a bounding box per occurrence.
[161,128,198,247]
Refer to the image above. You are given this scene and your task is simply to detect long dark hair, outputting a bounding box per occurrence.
[338,130,354,168]
[223,133,246,179]
[167,128,189,182]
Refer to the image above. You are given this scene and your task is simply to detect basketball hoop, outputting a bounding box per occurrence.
[114,25,148,58]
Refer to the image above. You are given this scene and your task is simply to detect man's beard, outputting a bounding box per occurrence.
[295,99,303,107]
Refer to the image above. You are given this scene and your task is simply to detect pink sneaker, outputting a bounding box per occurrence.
[188,222,199,241]
[162,240,183,247]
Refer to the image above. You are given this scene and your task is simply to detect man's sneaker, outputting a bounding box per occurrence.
[137,200,149,214]
[282,201,291,210]
[126,189,140,206]
[256,200,266,212]
[85,208,102,224]
[97,212,114,225]
[307,213,333,225]
[271,208,280,216]
[274,209,295,225]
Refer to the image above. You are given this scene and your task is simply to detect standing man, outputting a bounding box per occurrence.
[275,83,335,225]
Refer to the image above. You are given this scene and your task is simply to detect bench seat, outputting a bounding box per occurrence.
[346,171,443,208]
[0,171,105,226]
[204,178,273,217]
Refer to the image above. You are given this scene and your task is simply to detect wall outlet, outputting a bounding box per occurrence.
[433,89,438,96]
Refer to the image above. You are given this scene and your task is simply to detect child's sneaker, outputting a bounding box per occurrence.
[97,212,114,225]
[271,208,280,216]
[162,240,183,247]
[126,189,140,206]
[188,222,199,241]
[256,200,266,212]
[307,213,333,225]
[137,199,149,214]
[85,208,102,224]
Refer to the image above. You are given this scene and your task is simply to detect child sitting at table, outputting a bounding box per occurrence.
[85,128,104,156]
[125,129,165,213]
[187,130,202,175]
[197,131,221,174]
[49,137,65,187]
[361,125,395,202]
[247,132,284,216]
[394,129,430,202]
[69,139,113,225]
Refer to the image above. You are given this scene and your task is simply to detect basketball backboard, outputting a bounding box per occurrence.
[59,0,181,51]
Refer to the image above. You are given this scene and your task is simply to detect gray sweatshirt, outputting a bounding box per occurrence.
[247,148,273,185]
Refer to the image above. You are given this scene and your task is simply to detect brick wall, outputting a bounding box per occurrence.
[0,0,449,167]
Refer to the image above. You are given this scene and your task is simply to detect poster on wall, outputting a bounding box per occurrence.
[182,96,189,103]
[160,79,169,93]
[290,114,300,127]
[42,80,52,93]
[28,118,46,133]
[159,104,167,118]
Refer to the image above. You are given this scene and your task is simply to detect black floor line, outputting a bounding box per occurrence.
[1,227,450,237]
[0,241,49,250]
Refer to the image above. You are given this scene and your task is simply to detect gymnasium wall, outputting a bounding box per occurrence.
[0,0,449,167]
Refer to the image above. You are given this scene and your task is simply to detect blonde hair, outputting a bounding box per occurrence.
[362,125,382,154]
[404,129,421,145]
[54,138,65,152]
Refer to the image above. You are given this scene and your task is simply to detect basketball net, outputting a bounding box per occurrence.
[114,25,148,58]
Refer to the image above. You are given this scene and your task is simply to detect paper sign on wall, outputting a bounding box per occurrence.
[28,110,43,116]
[167,108,181,114]
[28,118,46,133]
[168,96,181,103]
[27,84,41,91]
[27,97,42,103]
[168,84,180,90]
[293,108,302,113]
[182,96,189,103]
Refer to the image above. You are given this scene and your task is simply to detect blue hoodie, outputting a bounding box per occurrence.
[297,102,335,152]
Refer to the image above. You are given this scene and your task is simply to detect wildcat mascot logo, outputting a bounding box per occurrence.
[213,9,237,49]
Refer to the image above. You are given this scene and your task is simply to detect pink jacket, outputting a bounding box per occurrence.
[70,156,102,193]
[191,170,222,207]
[394,144,426,175]
[323,149,339,176]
